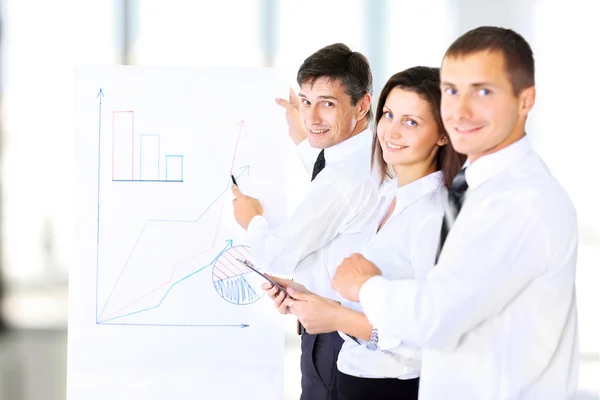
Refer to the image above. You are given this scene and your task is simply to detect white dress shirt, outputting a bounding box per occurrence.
[247,129,381,299]
[360,136,579,399]
[337,171,446,380]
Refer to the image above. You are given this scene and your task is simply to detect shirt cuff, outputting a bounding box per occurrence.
[360,276,403,351]
[359,275,387,311]
[247,215,269,236]
[246,215,269,261]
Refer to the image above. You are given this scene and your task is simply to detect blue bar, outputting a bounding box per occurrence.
[165,155,183,182]
[140,134,160,181]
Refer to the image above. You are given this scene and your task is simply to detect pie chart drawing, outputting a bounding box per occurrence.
[212,245,267,305]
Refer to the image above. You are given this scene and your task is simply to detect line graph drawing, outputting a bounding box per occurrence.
[95,89,260,328]
[96,177,240,322]
[99,241,232,324]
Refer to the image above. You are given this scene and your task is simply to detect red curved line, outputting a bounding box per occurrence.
[229,120,245,174]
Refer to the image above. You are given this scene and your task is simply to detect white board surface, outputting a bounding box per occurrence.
[69,65,293,400]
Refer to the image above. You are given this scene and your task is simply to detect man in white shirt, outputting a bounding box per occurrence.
[332,26,579,399]
[231,43,381,400]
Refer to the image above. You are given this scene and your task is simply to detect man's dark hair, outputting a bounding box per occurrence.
[297,43,373,121]
[444,26,535,95]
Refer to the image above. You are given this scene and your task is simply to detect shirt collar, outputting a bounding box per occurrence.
[324,127,372,164]
[393,171,444,215]
[464,135,533,190]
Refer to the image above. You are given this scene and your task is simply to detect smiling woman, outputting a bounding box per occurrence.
[372,67,465,188]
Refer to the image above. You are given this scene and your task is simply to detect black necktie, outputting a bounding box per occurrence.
[436,168,469,262]
[311,149,326,181]
[298,149,325,335]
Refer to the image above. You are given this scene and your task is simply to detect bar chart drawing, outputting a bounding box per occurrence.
[112,110,183,182]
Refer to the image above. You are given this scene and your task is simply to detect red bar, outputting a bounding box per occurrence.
[112,111,135,181]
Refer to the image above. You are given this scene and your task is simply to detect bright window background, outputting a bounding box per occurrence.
[274,0,365,70]
[531,2,600,392]
[1,0,118,285]
[385,0,458,78]
[134,0,262,66]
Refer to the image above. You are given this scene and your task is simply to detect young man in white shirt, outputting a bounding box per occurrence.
[231,43,381,400]
[332,26,579,399]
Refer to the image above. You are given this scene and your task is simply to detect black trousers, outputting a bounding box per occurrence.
[336,370,420,400]
[300,332,344,400]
